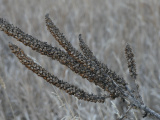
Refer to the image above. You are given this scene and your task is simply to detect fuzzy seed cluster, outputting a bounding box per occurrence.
[125,44,137,79]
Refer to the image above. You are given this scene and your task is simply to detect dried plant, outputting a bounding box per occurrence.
[0,14,160,119]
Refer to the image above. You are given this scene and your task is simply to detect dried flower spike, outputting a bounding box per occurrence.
[125,43,137,79]
[0,14,160,119]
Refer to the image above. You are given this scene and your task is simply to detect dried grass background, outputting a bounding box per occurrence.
[0,0,160,120]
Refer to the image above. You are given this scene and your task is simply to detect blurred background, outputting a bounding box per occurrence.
[0,0,160,120]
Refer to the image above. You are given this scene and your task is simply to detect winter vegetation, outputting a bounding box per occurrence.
[0,0,160,120]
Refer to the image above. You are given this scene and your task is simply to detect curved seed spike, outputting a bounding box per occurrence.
[125,43,143,104]
[125,43,137,79]
[8,42,108,103]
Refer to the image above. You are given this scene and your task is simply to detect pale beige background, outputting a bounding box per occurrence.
[0,0,160,120]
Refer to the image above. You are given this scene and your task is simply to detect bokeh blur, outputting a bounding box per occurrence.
[0,0,160,120]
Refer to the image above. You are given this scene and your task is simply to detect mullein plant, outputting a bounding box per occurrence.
[0,14,160,119]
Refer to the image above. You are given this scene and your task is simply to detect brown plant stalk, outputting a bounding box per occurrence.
[0,14,160,119]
